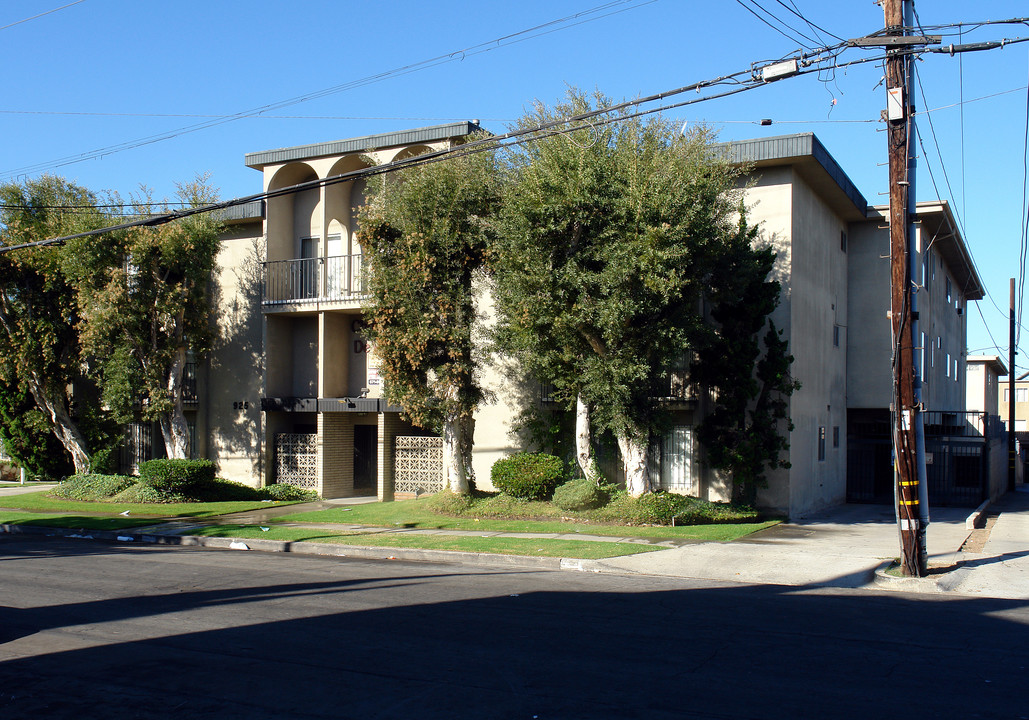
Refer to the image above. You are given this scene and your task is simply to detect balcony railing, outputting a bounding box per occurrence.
[264,254,366,305]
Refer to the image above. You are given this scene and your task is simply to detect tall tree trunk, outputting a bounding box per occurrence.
[160,346,190,459]
[443,409,474,494]
[617,429,651,497]
[27,373,90,474]
[575,394,601,485]
[442,413,471,491]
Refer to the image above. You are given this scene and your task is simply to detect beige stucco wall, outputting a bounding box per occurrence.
[739,166,848,517]
[468,277,532,489]
[845,215,892,409]
[918,225,967,411]
[848,208,969,413]
[204,220,266,486]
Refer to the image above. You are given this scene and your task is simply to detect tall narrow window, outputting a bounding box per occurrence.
[840,230,848,253]
[833,324,840,347]
[658,426,693,494]
[298,237,318,299]
[833,426,840,448]
[818,427,826,461]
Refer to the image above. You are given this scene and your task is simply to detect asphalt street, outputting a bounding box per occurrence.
[1,535,1025,720]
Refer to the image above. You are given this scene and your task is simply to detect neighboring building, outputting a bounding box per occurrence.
[998,370,1029,432]
[966,355,1012,498]
[968,355,1007,420]
[190,128,989,519]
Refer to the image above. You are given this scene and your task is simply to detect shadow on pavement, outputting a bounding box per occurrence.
[1,536,1026,720]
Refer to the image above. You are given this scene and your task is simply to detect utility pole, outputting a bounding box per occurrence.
[884,0,929,577]
[1010,277,1017,491]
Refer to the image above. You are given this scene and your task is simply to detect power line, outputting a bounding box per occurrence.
[6,28,1022,253]
[0,0,86,32]
[1,41,872,252]
[0,110,515,122]
[733,0,818,49]
[0,0,656,180]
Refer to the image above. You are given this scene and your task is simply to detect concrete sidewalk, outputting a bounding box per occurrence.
[933,486,1029,599]
[593,489,1029,599]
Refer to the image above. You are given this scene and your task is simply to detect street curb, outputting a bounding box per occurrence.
[0,522,609,574]
[871,560,945,593]
[964,499,992,530]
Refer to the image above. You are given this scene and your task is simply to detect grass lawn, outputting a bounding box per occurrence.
[0,511,155,531]
[276,497,779,542]
[186,524,664,559]
[0,490,299,519]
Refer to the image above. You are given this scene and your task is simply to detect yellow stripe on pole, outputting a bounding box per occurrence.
[900,498,920,505]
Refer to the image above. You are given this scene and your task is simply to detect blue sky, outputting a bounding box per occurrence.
[2,0,1027,368]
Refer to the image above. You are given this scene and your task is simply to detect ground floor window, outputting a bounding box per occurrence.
[656,425,693,494]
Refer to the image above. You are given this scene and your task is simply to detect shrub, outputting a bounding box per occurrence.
[185,477,263,502]
[424,489,475,515]
[112,482,173,504]
[607,491,701,526]
[263,483,318,502]
[552,477,607,511]
[137,459,216,494]
[88,447,118,475]
[598,491,761,526]
[51,474,136,501]
[490,452,565,500]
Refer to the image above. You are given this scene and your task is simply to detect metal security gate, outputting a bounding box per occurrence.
[925,437,988,507]
[847,411,990,507]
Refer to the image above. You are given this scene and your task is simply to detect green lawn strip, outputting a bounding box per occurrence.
[0,490,299,519]
[185,524,663,559]
[0,511,155,531]
[275,499,779,542]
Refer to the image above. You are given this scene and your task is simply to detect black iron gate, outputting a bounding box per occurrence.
[847,410,991,508]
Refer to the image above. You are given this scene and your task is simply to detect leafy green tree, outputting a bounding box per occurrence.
[0,176,109,474]
[494,90,792,497]
[359,147,500,493]
[0,379,74,479]
[64,177,222,459]
[693,230,800,502]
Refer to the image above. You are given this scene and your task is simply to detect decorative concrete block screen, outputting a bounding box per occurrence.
[395,436,444,495]
[275,433,318,489]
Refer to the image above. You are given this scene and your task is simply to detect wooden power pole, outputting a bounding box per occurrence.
[1010,277,1017,491]
[884,0,929,576]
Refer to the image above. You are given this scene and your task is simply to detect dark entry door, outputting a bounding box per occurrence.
[353,425,377,491]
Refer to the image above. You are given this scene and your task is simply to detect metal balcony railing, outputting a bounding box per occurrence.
[263,255,366,304]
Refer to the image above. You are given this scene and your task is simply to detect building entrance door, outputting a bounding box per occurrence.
[354,425,377,491]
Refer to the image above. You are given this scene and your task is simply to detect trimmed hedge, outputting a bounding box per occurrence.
[51,474,136,501]
[137,459,216,493]
[490,452,565,501]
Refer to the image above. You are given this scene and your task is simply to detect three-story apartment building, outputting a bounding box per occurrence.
[192,127,986,518]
